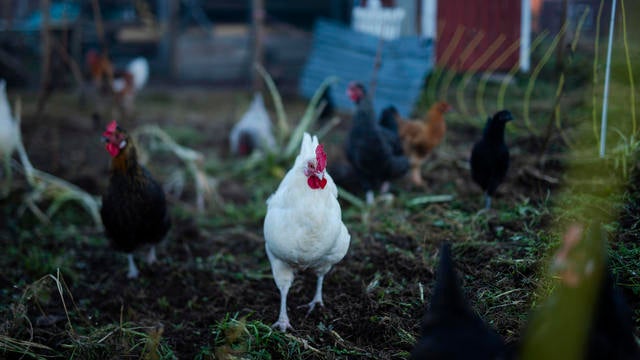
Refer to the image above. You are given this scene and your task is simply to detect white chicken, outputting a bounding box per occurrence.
[84,51,149,124]
[112,57,149,94]
[264,133,350,331]
[229,92,276,156]
[0,79,18,196]
[112,57,149,116]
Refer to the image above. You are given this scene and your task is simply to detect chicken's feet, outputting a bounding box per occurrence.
[484,194,492,209]
[380,181,390,194]
[410,167,424,186]
[127,254,140,279]
[267,249,295,332]
[298,298,325,317]
[299,274,326,317]
[272,317,293,332]
[146,245,157,264]
[365,190,374,205]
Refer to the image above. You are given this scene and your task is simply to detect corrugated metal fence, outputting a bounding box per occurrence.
[299,19,434,117]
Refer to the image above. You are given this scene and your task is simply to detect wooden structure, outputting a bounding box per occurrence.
[0,0,351,88]
[435,0,525,72]
[352,0,406,40]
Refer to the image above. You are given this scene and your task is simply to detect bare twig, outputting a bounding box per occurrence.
[36,0,52,116]
[91,0,106,52]
[52,38,84,90]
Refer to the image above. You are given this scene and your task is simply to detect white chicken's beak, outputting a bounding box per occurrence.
[315,171,324,180]
[119,140,127,149]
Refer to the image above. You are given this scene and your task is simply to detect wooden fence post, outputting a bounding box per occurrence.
[251,0,265,92]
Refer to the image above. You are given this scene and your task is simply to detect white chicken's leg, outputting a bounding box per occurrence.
[146,245,157,264]
[303,274,326,316]
[127,253,140,279]
[267,247,294,331]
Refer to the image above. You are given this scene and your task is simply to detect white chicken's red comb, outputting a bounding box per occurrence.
[316,144,326,172]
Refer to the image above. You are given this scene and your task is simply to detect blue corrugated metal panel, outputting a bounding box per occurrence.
[14,3,80,31]
[300,19,434,117]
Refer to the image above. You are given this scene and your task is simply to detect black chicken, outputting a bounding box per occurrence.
[378,105,404,156]
[100,121,171,278]
[585,271,640,360]
[470,110,514,209]
[345,82,409,204]
[411,243,506,360]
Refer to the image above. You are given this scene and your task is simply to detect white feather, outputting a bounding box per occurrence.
[0,79,18,159]
[229,92,276,154]
[112,78,127,93]
[127,57,149,91]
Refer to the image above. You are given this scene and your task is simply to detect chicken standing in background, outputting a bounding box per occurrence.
[411,243,506,359]
[100,121,171,278]
[396,101,450,186]
[229,93,276,156]
[0,79,17,196]
[345,82,409,204]
[264,133,350,331]
[86,50,114,91]
[111,57,149,116]
[470,110,513,209]
[86,50,149,118]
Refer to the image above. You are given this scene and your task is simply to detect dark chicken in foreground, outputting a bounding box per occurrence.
[100,121,171,278]
[411,243,506,360]
[470,110,514,209]
[411,227,640,359]
[345,82,409,204]
[518,224,640,360]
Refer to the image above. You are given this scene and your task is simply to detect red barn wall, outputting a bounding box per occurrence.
[436,0,522,72]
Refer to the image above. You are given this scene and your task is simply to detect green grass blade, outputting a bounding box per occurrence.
[283,76,338,158]
[254,63,289,146]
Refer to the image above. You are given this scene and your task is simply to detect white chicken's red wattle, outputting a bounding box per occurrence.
[307,175,327,189]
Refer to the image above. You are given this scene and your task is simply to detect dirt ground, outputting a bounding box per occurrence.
[0,88,637,359]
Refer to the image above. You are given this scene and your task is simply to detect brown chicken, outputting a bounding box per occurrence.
[396,101,451,186]
[86,49,114,92]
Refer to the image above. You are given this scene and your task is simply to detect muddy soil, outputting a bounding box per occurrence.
[0,89,636,359]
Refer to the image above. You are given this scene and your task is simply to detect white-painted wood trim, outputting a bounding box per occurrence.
[520,0,532,72]
[352,0,406,40]
[421,0,437,38]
